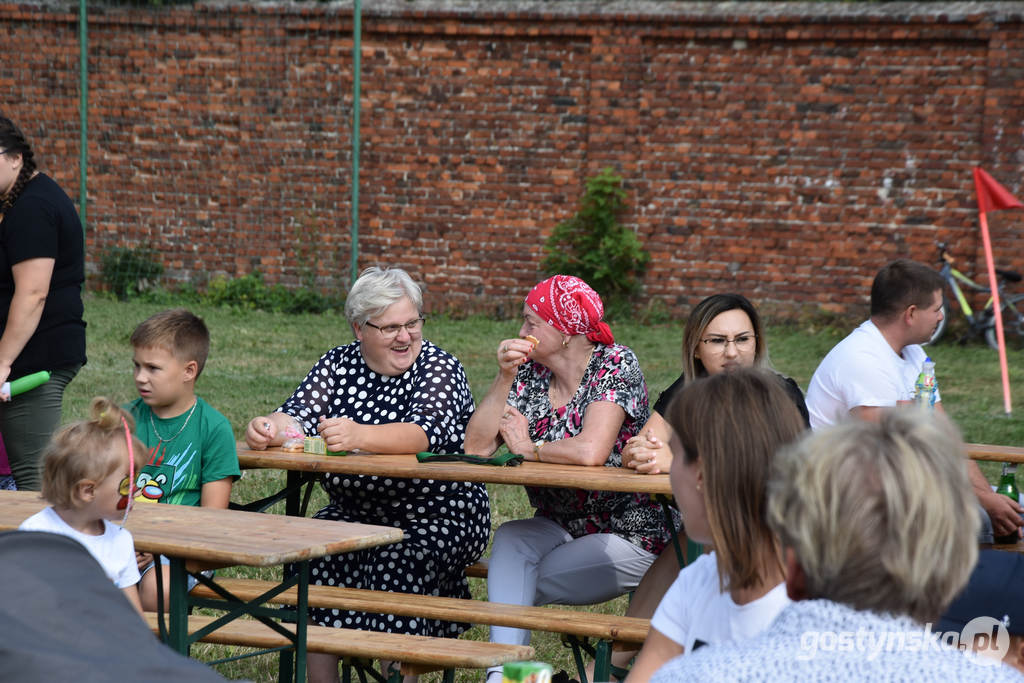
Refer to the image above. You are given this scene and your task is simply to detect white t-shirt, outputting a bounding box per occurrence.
[805,320,938,430]
[20,507,141,589]
[650,552,790,654]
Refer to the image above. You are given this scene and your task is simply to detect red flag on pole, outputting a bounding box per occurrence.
[974,167,1023,213]
[972,167,1022,415]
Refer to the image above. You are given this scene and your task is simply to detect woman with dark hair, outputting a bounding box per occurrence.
[628,369,807,681]
[622,293,807,476]
[611,294,807,677]
[0,117,86,491]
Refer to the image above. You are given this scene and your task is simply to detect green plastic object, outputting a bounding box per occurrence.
[502,661,552,682]
[1,370,50,397]
[416,451,524,466]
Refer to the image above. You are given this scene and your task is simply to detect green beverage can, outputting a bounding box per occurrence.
[503,661,553,683]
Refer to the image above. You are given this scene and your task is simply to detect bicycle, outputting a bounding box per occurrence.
[928,242,1024,350]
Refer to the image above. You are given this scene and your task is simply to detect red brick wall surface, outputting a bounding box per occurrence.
[3,1,1023,319]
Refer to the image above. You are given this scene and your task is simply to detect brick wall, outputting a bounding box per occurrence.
[3,1,1022,319]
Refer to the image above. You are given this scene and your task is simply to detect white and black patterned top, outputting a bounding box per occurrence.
[507,342,676,554]
[276,339,489,637]
[280,339,473,458]
[651,599,1024,682]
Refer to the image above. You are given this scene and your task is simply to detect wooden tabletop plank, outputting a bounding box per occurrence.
[237,444,672,495]
[966,443,1024,464]
[0,490,403,566]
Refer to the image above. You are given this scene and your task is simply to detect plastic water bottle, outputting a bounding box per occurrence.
[914,357,936,408]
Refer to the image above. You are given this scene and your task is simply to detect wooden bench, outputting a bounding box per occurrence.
[190,578,650,682]
[144,613,533,682]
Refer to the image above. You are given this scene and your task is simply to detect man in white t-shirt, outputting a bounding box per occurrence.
[806,259,1023,543]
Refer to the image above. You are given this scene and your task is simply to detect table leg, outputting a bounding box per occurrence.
[294,560,310,683]
[657,497,686,567]
[168,556,190,654]
[593,640,611,683]
[286,470,301,517]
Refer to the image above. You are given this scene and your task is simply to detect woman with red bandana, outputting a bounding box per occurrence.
[465,275,677,680]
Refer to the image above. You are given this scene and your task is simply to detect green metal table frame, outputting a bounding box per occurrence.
[154,555,312,683]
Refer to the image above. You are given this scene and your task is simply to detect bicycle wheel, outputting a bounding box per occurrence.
[984,294,1024,351]
[926,296,950,345]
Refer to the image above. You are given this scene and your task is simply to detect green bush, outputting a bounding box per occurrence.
[541,168,649,314]
[203,271,342,314]
[100,246,165,300]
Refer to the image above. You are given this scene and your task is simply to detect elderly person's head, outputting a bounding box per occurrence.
[345,266,425,376]
[768,409,978,623]
[682,293,768,380]
[520,275,614,355]
[666,368,805,592]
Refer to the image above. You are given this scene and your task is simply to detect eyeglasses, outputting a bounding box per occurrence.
[700,333,757,354]
[363,317,425,339]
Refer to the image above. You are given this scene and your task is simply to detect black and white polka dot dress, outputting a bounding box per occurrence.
[277,340,490,637]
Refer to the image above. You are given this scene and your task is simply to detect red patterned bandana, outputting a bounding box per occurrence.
[525,275,614,345]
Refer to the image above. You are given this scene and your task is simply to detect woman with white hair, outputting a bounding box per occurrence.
[245,266,488,683]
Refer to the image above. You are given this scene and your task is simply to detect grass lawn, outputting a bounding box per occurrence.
[60,294,1024,681]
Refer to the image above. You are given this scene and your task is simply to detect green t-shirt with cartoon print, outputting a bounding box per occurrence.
[127,396,240,507]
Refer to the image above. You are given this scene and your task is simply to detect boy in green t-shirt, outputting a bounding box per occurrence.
[126,308,240,611]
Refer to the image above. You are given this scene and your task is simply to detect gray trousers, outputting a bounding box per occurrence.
[487,515,656,648]
[0,365,80,491]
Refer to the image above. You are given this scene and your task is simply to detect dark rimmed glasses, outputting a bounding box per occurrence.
[363,317,425,340]
[700,333,757,354]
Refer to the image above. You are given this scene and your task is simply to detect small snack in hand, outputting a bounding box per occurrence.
[303,435,327,455]
[523,334,539,351]
[279,424,304,452]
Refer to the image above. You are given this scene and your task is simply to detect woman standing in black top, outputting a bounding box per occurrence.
[0,117,86,490]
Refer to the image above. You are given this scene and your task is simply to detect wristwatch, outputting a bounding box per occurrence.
[533,440,544,462]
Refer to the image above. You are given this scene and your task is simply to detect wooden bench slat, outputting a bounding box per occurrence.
[190,578,649,644]
[144,613,533,671]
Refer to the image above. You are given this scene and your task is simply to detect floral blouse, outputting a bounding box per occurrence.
[506,342,676,554]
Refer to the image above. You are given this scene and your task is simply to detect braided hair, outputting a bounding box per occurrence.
[0,116,37,213]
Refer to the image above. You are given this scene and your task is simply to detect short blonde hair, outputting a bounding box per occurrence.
[768,409,979,623]
[40,397,147,508]
[665,368,806,592]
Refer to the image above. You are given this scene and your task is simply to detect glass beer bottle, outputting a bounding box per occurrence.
[994,463,1021,545]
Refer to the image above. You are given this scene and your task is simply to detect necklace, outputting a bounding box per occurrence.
[149,400,198,443]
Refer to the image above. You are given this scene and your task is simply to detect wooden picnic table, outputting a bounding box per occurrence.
[0,489,403,683]
[236,443,686,570]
